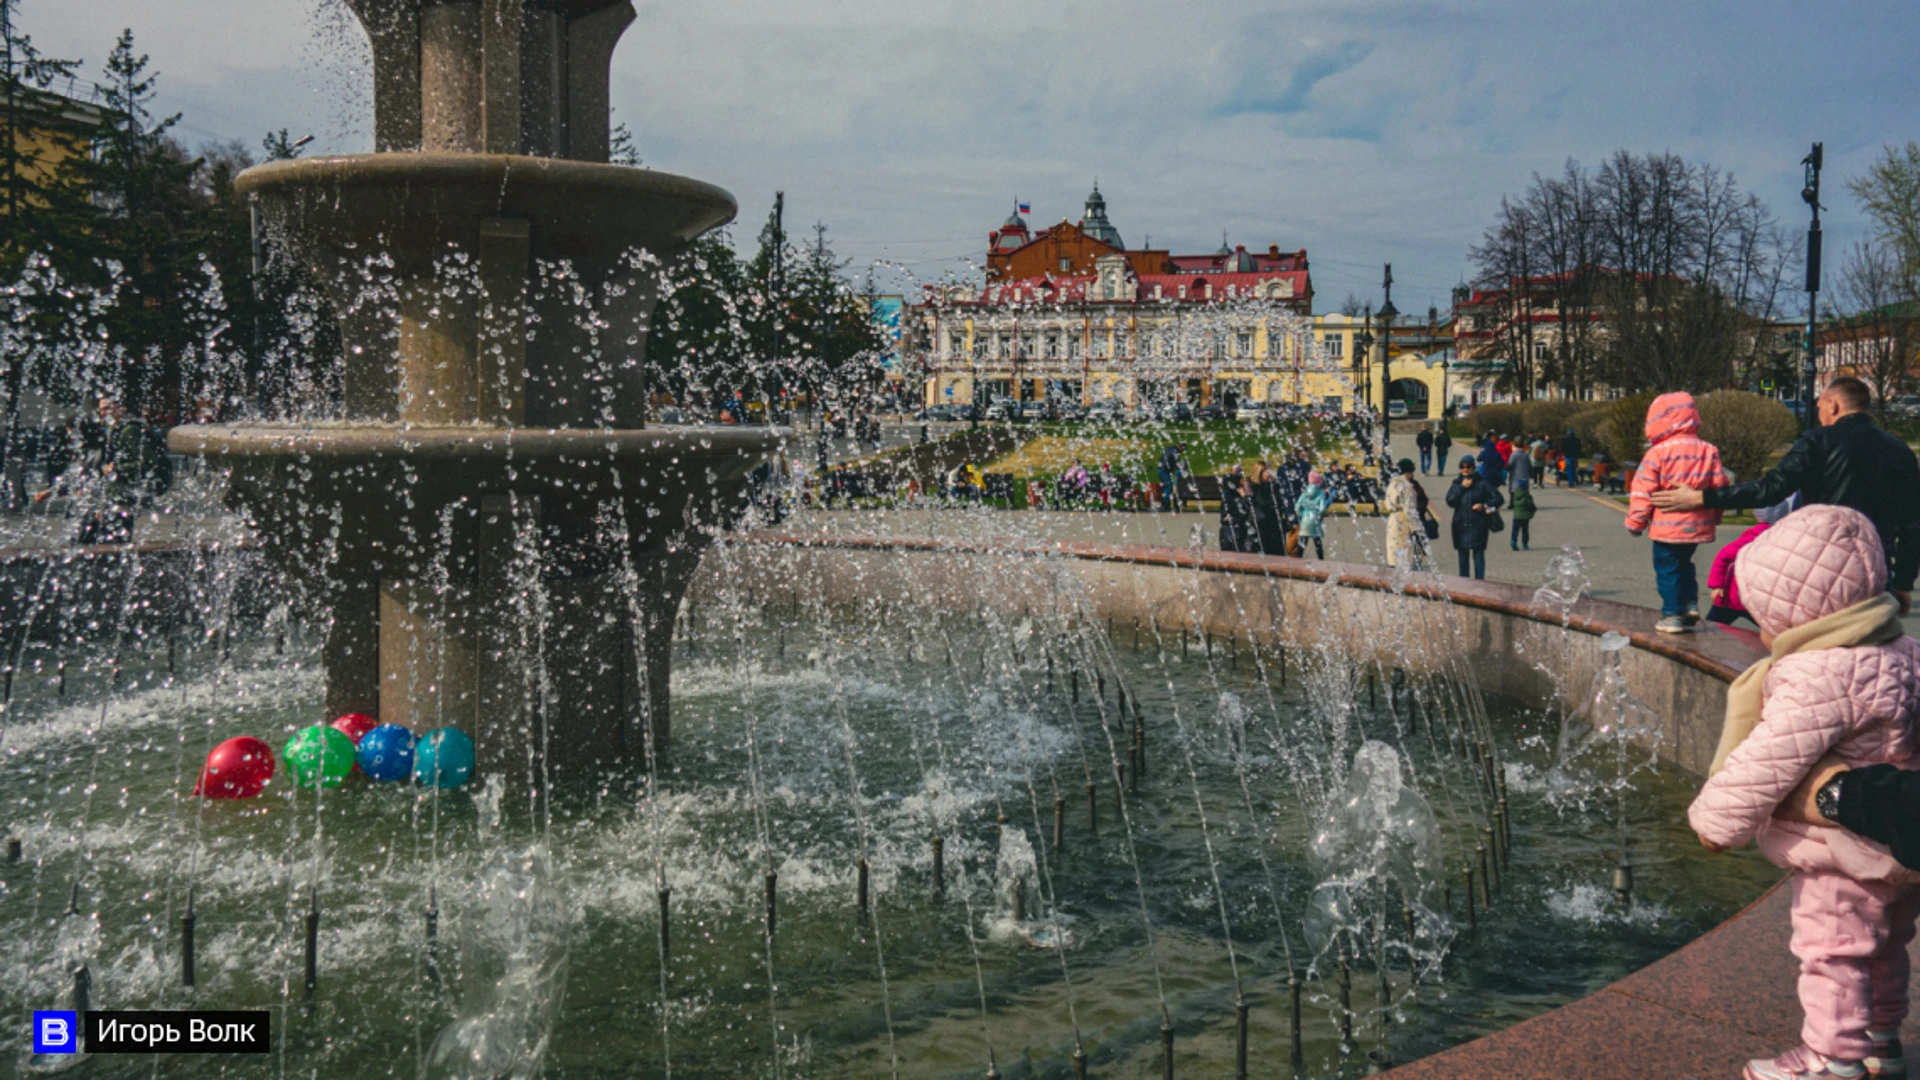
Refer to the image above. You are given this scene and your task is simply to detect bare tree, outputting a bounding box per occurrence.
[1849,141,1920,301]
[1831,241,1917,421]
[1527,161,1602,398]
[1467,195,1540,398]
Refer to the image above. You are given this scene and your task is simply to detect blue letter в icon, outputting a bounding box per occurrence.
[33,1010,77,1053]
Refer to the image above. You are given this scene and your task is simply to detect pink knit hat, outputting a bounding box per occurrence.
[1734,504,1887,636]
[1308,469,1324,486]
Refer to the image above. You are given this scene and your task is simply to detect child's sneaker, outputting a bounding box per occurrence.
[1684,609,1701,626]
[1746,1046,1867,1079]
[1865,1030,1904,1077]
[1656,615,1690,634]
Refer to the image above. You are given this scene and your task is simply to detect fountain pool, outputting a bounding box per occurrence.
[0,569,1777,1078]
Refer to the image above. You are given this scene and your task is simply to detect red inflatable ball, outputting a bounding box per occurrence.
[195,736,275,799]
[330,713,380,745]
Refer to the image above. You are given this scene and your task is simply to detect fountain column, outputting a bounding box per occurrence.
[174,0,778,782]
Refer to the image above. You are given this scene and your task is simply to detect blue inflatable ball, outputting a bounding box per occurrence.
[413,728,476,789]
[356,724,416,782]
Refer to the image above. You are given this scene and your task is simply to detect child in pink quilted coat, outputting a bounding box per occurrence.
[1626,392,1727,633]
[1689,504,1920,1080]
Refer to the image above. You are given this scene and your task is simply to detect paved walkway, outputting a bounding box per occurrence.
[787,475,1920,637]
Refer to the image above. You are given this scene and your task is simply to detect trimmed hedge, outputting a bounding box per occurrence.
[1697,390,1797,484]
[1467,403,1524,438]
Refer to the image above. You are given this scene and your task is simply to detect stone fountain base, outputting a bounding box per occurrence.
[171,423,781,781]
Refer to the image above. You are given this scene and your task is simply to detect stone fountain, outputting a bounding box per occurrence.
[169,0,780,781]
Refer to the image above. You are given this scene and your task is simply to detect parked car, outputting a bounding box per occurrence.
[1086,403,1121,425]
[984,400,1013,421]
[1388,400,1408,419]
[1053,403,1088,422]
[1195,404,1227,422]
[1892,394,1920,418]
[1234,401,1266,422]
[1018,401,1051,421]
[1164,401,1194,422]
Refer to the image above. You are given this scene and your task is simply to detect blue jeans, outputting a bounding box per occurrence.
[1652,541,1699,617]
[1419,447,1433,473]
[1456,547,1485,579]
[1437,450,1449,474]
[1510,519,1530,548]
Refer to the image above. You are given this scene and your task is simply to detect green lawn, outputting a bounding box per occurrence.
[987,419,1368,480]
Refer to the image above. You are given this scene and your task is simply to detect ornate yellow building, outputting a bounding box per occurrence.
[915,188,1351,410]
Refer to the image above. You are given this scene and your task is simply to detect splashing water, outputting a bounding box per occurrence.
[1532,545,1592,617]
[1302,741,1444,962]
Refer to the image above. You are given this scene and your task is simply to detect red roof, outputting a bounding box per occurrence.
[926,269,1309,306]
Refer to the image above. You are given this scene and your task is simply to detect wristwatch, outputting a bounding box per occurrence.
[1815,772,1848,824]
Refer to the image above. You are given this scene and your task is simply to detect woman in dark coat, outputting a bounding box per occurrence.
[1218,467,1258,552]
[1444,457,1502,579]
[1249,462,1286,555]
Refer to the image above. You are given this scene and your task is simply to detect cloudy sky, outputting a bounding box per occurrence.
[29,0,1920,311]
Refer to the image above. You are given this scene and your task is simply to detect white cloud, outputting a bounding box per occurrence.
[22,0,1920,307]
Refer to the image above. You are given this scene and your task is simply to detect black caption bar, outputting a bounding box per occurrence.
[84,1011,271,1053]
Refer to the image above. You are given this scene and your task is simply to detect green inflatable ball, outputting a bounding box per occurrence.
[283,724,356,790]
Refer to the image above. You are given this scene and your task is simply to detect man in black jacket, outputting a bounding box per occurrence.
[1652,377,1920,614]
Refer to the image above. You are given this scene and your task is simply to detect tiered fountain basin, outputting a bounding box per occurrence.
[161,423,780,777]
[231,155,736,428]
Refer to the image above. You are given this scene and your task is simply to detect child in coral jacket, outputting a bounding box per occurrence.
[1625,392,1727,633]
[1690,505,1920,1080]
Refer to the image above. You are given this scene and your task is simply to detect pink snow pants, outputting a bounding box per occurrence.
[1789,870,1920,1060]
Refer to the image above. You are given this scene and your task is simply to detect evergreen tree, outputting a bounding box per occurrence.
[68,30,209,420]
[644,227,750,408]
[783,222,883,410]
[0,0,78,449]
[0,0,78,260]
[261,128,306,163]
[608,121,640,167]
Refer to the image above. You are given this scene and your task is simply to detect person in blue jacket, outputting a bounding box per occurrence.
[1476,435,1507,488]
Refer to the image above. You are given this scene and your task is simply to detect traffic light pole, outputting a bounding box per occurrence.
[1801,143,1823,430]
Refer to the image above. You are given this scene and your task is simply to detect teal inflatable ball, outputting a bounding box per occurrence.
[356,724,416,783]
[413,728,475,789]
[283,725,356,790]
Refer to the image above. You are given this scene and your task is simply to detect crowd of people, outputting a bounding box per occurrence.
[1213,446,1414,561]
[0,399,174,542]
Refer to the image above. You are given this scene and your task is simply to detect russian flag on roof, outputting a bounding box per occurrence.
[1017,202,1030,214]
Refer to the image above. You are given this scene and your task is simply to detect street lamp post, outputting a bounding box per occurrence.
[1377,264,1398,461]
[1800,143,1824,430]
[1356,304,1374,412]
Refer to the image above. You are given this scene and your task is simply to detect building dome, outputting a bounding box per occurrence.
[1082,181,1124,249]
